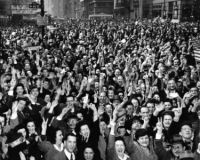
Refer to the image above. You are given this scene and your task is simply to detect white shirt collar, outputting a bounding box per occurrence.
[118,153,129,160]
[64,148,75,160]
[53,143,64,152]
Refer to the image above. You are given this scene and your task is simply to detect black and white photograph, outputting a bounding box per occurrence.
[0,0,200,160]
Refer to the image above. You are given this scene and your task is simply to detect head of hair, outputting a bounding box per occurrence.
[63,132,76,141]
[135,129,149,140]
[46,127,62,144]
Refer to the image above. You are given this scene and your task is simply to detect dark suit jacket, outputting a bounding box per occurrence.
[52,150,75,160]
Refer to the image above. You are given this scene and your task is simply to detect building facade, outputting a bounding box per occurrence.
[152,0,199,21]
[88,0,114,17]
[44,0,80,19]
[11,0,41,22]
[0,0,11,25]
[113,0,148,20]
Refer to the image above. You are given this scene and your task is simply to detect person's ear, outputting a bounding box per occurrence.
[179,131,182,137]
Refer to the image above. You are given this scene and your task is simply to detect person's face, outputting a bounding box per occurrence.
[126,105,134,115]
[94,82,99,90]
[84,148,94,160]
[16,86,24,96]
[118,128,126,137]
[137,135,149,147]
[105,104,113,115]
[114,69,121,77]
[164,102,172,110]
[31,88,39,97]
[44,95,51,103]
[67,118,78,130]
[96,69,100,75]
[102,86,107,93]
[190,87,198,97]
[0,116,5,127]
[18,100,26,111]
[80,124,90,138]
[140,83,146,92]
[108,90,114,99]
[65,135,76,153]
[27,121,36,134]
[118,92,124,100]
[196,81,200,92]
[163,115,173,129]
[117,76,123,86]
[67,97,74,107]
[168,80,176,90]
[131,99,139,108]
[99,92,106,102]
[56,130,63,145]
[24,63,31,71]
[43,81,49,89]
[173,60,179,67]
[43,69,49,77]
[36,79,41,88]
[115,140,125,156]
[99,121,107,134]
[180,125,192,140]
[131,120,142,131]
[171,143,184,157]
[146,103,154,115]
[153,94,160,102]
[140,107,149,119]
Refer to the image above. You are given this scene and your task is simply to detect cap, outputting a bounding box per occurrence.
[6,132,22,144]
[135,129,149,140]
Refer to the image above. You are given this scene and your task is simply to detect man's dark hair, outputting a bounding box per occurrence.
[63,132,76,141]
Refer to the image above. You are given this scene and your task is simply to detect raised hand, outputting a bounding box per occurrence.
[41,117,49,135]
[156,117,163,133]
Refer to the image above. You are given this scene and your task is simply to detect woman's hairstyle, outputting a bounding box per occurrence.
[13,83,25,96]
[46,127,62,144]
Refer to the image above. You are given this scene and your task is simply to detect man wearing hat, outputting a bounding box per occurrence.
[6,131,26,160]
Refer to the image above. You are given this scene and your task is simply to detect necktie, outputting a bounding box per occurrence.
[70,153,73,160]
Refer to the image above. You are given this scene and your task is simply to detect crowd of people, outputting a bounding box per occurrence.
[0,18,200,160]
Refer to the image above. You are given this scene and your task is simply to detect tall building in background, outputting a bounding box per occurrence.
[88,0,113,17]
[129,0,140,20]
[44,0,79,19]
[0,0,11,25]
[79,0,89,19]
[11,0,40,21]
[0,0,11,16]
[142,0,152,19]
[113,0,130,18]
[151,0,199,22]
[45,0,65,18]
